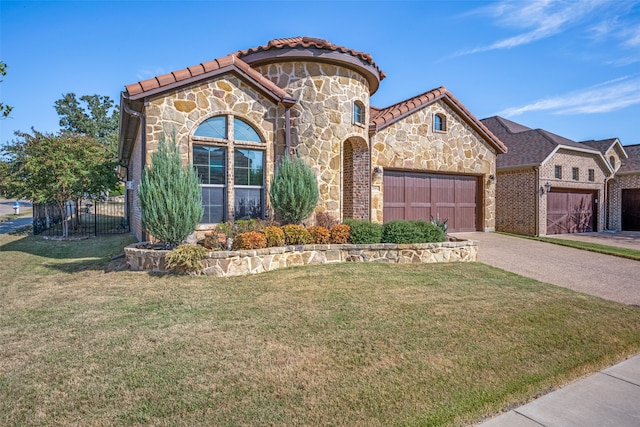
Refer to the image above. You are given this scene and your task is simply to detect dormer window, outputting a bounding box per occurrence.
[353,101,365,125]
[434,113,446,132]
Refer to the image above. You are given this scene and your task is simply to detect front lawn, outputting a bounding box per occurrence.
[2,233,640,426]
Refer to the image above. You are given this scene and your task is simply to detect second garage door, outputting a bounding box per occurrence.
[546,189,596,234]
[622,189,640,231]
[383,171,478,232]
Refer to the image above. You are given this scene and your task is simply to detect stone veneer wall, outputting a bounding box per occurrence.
[254,62,370,220]
[495,169,537,235]
[370,101,497,228]
[608,174,640,231]
[125,240,478,277]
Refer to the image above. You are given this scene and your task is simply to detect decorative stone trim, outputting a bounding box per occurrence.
[124,239,478,277]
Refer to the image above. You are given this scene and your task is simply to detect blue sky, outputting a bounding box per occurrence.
[1,0,640,147]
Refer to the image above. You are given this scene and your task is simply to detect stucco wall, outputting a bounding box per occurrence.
[370,101,497,230]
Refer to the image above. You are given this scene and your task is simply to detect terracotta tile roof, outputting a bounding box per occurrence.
[370,86,507,153]
[124,54,294,105]
[236,36,386,80]
[618,144,640,174]
[482,116,607,170]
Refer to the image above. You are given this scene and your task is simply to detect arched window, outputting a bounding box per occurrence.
[353,101,365,125]
[192,115,265,223]
[434,113,446,132]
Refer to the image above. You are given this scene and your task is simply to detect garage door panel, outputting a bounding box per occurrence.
[383,171,478,232]
[547,190,595,235]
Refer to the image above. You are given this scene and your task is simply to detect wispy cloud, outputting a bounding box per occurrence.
[452,0,610,57]
[498,75,640,116]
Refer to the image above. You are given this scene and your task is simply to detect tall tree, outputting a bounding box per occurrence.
[0,130,119,236]
[0,61,13,118]
[54,93,119,151]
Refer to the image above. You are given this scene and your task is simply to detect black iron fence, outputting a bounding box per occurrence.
[33,197,129,237]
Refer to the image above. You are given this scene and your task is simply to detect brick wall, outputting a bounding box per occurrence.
[495,169,537,235]
[608,174,640,230]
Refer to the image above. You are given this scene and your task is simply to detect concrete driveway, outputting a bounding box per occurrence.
[454,232,640,306]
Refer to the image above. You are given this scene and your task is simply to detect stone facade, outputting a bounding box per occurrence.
[125,240,478,277]
[371,102,498,229]
[119,38,504,241]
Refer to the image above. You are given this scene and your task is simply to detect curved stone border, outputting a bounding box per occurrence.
[125,239,477,277]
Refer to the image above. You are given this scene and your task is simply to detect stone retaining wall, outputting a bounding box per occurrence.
[125,239,477,277]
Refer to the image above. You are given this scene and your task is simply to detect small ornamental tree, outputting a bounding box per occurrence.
[138,133,203,248]
[269,155,319,225]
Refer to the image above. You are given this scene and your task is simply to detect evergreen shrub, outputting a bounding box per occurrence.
[381,220,423,244]
[232,231,267,250]
[343,219,383,244]
[138,133,203,248]
[308,225,331,244]
[165,244,207,274]
[411,220,446,243]
[281,224,311,245]
[262,226,285,247]
[269,156,319,224]
[330,224,351,244]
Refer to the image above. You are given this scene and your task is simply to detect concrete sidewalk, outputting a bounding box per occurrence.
[477,354,640,426]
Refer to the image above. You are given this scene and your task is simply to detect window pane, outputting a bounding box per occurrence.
[194,116,227,139]
[193,145,225,185]
[234,149,264,186]
[233,118,262,143]
[201,187,225,223]
[434,115,442,131]
[234,188,262,220]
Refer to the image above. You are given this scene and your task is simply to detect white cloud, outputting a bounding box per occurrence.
[454,0,611,56]
[499,75,640,116]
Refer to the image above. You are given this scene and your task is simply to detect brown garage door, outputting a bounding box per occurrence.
[546,189,596,234]
[383,171,478,232]
[622,189,640,231]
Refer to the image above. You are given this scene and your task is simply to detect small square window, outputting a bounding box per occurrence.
[588,169,595,182]
[572,167,579,180]
[555,165,562,179]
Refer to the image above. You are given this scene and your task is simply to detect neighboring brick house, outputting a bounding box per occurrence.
[482,116,614,236]
[119,37,506,241]
[601,143,640,231]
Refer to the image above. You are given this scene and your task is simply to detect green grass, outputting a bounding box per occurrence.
[498,232,640,261]
[2,233,640,426]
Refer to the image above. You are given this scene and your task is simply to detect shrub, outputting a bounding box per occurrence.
[343,219,383,244]
[138,133,203,248]
[235,219,268,235]
[411,220,446,243]
[330,224,351,244]
[269,156,319,224]
[232,231,267,250]
[308,225,331,244]
[281,224,311,245]
[381,220,423,244]
[315,211,338,229]
[165,244,207,274]
[262,226,285,247]
[201,235,224,251]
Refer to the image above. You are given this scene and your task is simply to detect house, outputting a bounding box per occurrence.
[598,143,640,231]
[118,37,507,241]
[481,116,615,236]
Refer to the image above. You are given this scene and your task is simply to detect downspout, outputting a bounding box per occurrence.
[285,106,291,157]
[122,100,147,241]
[535,166,540,236]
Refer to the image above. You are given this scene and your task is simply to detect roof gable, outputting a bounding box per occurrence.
[580,138,628,160]
[482,116,613,174]
[370,86,507,154]
[618,144,640,174]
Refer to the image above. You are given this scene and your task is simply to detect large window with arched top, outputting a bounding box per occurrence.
[434,113,446,132]
[192,115,265,223]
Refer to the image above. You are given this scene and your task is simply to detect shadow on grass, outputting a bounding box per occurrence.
[0,231,137,272]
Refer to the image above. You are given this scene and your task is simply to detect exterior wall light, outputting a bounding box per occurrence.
[372,166,383,178]
[540,182,552,195]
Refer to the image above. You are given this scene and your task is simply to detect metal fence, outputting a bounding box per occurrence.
[33,197,129,237]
